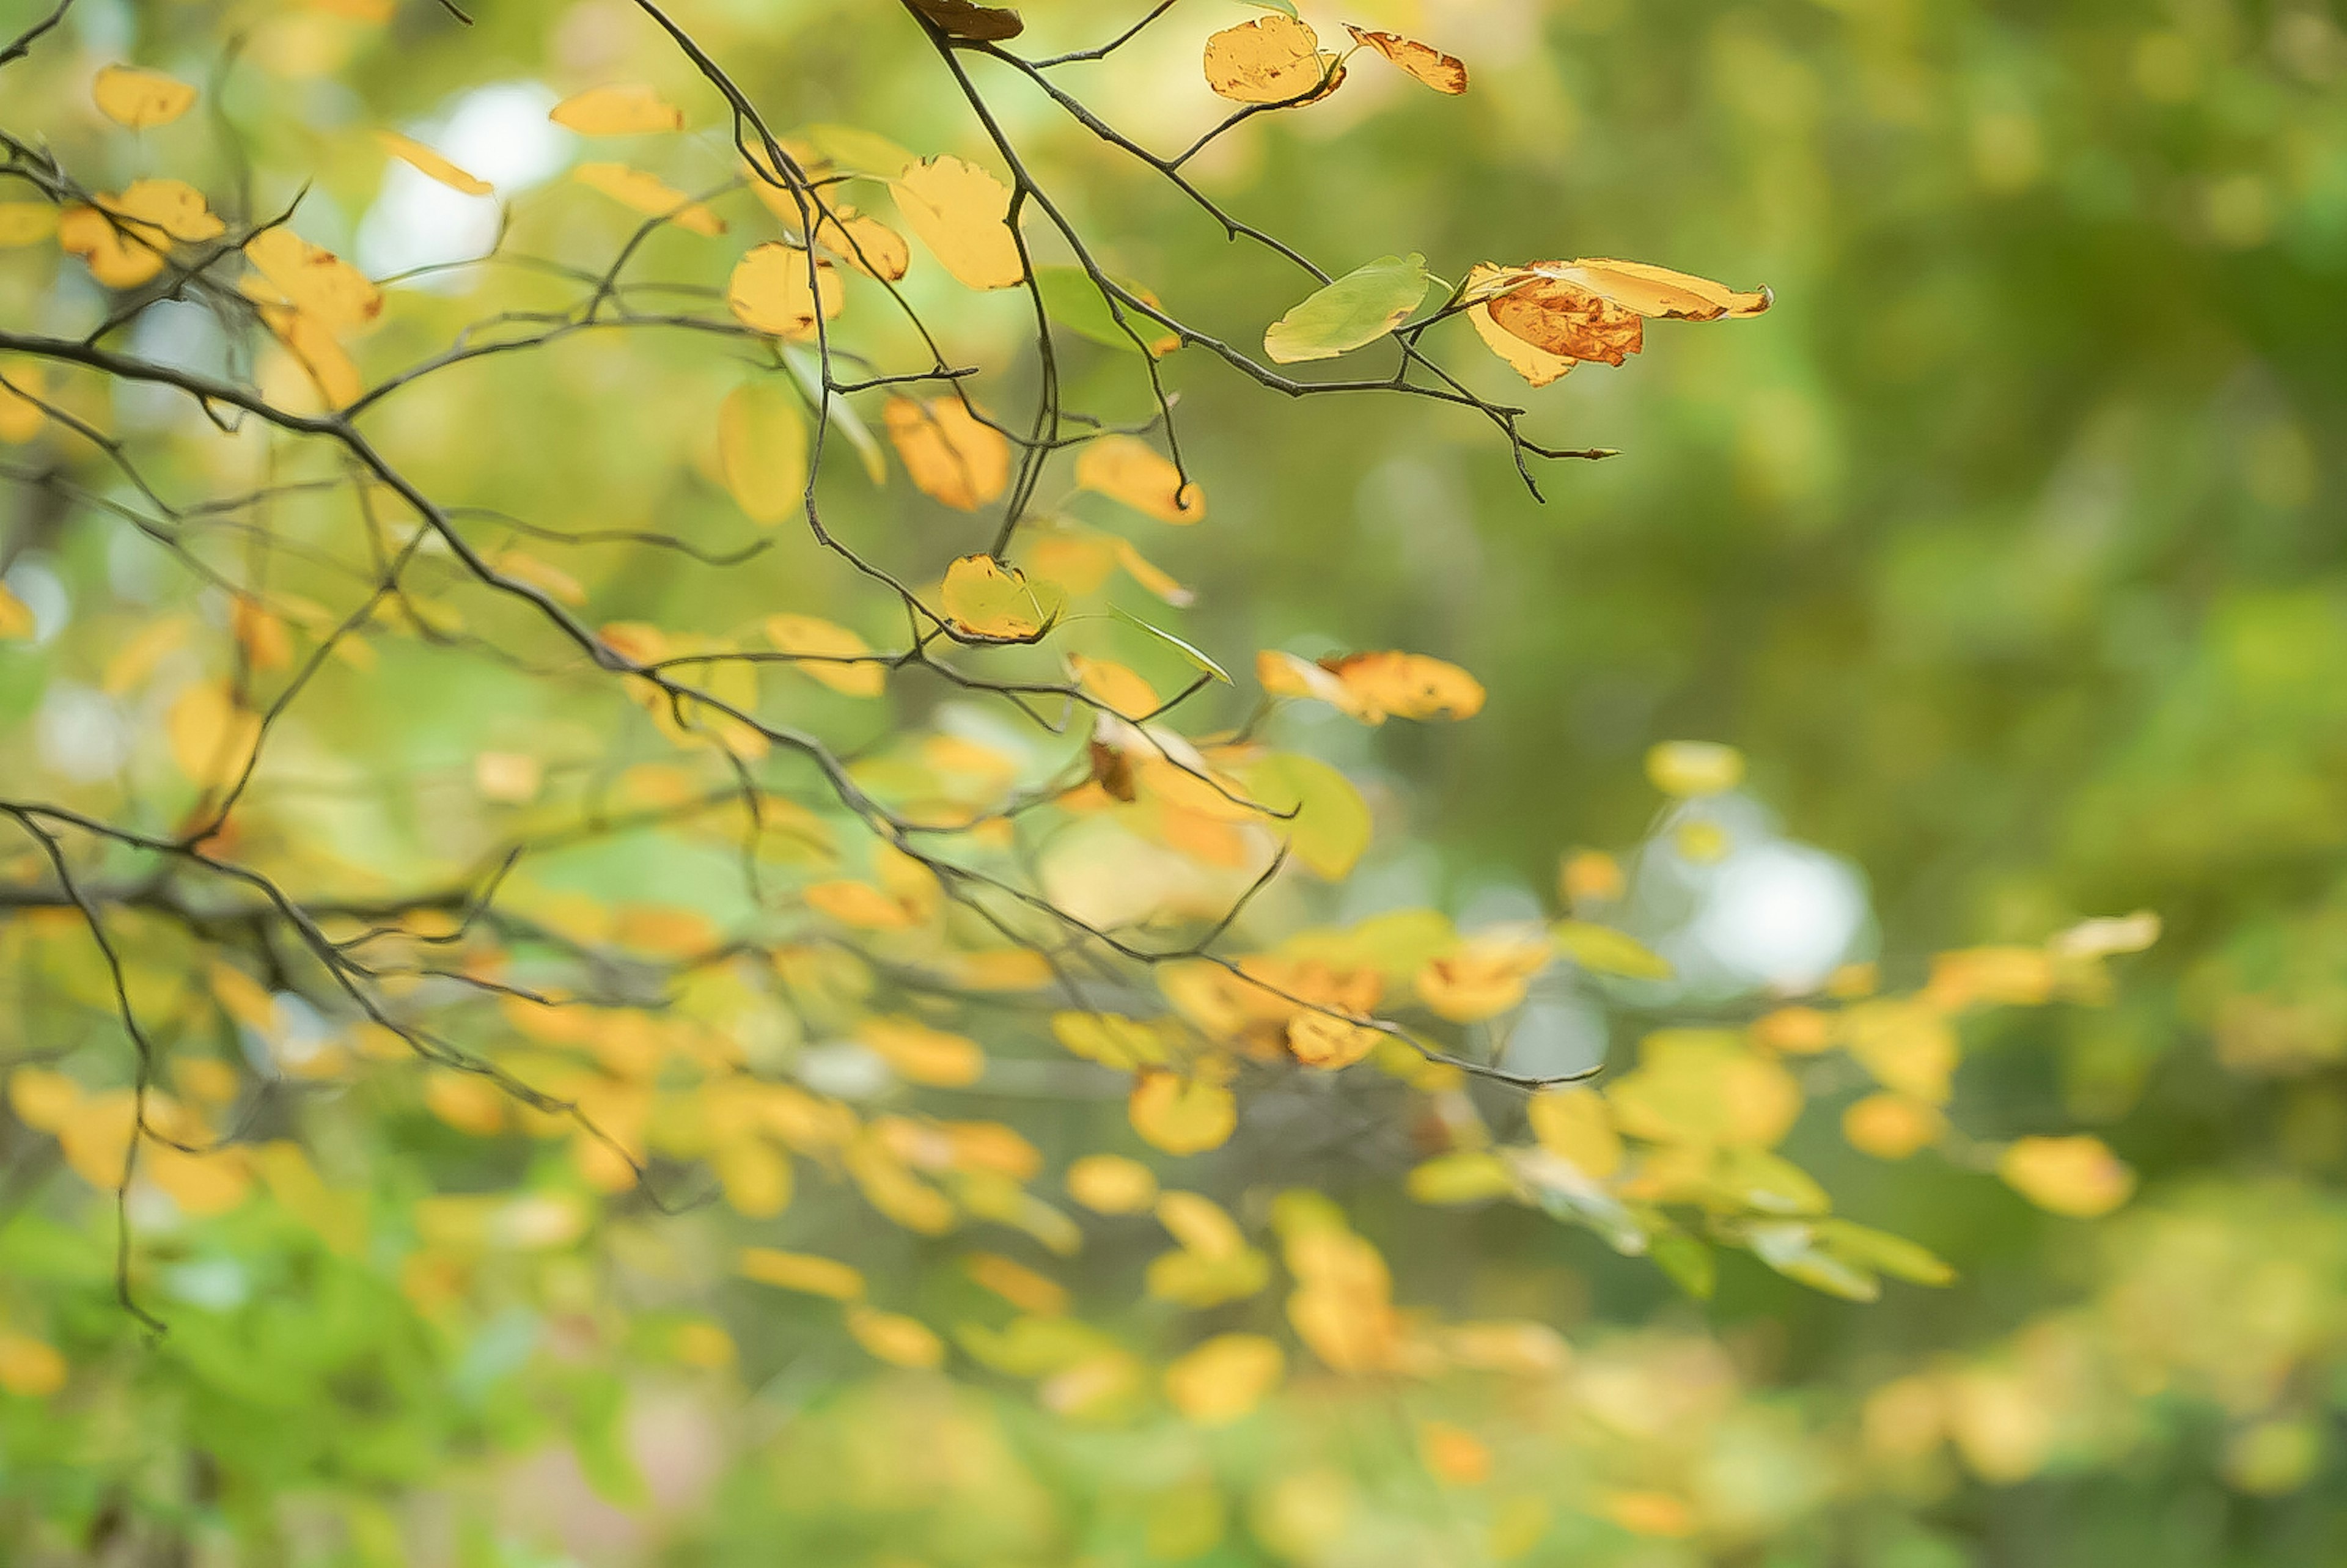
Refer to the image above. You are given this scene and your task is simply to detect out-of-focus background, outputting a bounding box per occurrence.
[4,0,2347,1562]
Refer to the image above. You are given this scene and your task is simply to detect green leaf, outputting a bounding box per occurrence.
[1816,1219,1956,1287]
[1239,0,1299,15]
[1552,920,1674,980]
[1035,265,1170,356]
[799,122,918,180]
[1648,1230,1717,1300]
[1110,606,1232,684]
[1263,253,1434,364]
[1746,1221,1881,1302]
[1240,751,1372,879]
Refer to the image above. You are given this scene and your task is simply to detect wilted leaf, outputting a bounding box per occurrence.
[1075,434,1203,523]
[1264,253,1433,364]
[550,84,685,135]
[891,156,1024,290]
[718,381,809,524]
[93,65,196,129]
[884,397,1010,510]
[1343,26,1468,93]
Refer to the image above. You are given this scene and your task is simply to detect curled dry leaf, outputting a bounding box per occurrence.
[1074,434,1204,524]
[1485,275,1644,367]
[573,163,726,236]
[891,156,1024,291]
[942,555,1056,641]
[549,84,685,135]
[92,64,196,129]
[1463,263,1573,387]
[727,244,843,339]
[883,397,1010,511]
[1203,15,1343,104]
[908,0,1024,41]
[376,131,492,195]
[1342,25,1469,94]
[1477,258,1771,370]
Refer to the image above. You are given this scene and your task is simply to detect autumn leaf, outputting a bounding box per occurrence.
[1528,1087,1623,1179]
[376,131,492,196]
[1075,435,1204,524]
[1203,15,1343,104]
[167,680,263,788]
[574,163,725,236]
[244,230,383,334]
[907,0,1024,41]
[809,207,911,280]
[1343,26,1469,94]
[859,1017,986,1086]
[1264,253,1434,364]
[1998,1134,2135,1217]
[1067,1153,1158,1213]
[847,1306,945,1369]
[1129,1071,1236,1155]
[97,180,223,243]
[718,381,809,525]
[765,614,883,697]
[942,555,1058,642]
[1070,655,1159,719]
[884,397,1010,510]
[1259,650,1484,723]
[0,583,33,639]
[727,244,843,338]
[92,65,196,129]
[57,207,167,288]
[550,84,685,135]
[1240,752,1371,880]
[891,156,1024,290]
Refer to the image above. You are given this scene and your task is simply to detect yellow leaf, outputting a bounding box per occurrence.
[1343,25,1469,93]
[1552,921,1673,980]
[1469,280,1576,388]
[1202,15,1341,104]
[765,613,883,696]
[166,680,262,789]
[1262,649,1483,723]
[57,206,167,288]
[93,64,196,129]
[1113,538,1195,606]
[0,203,59,247]
[1406,1151,1515,1204]
[1075,435,1205,524]
[1155,1190,1246,1259]
[846,1305,945,1369]
[1129,1071,1236,1156]
[714,1138,793,1217]
[0,1333,67,1398]
[1600,1490,1699,1539]
[376,130,492,195]
[1559,258,1772,321]
[964,1253,1066,1314]
[259,304,363,409]
[1419,1421,1493,1486]
[1070,655,1158,719]
[1527,1086,1622,1178]
[574,163,725,236]
[1607,1031,1801,1149]
[858,1016,985,1087]
[941,554,1056,641]
[97,179,223,242]
[1416,932,1552,1022]
[891,156,1024,290]
[907,0,1024,42]
[809,205,911,281]
[738,1245,864,1299]
[718,381,809,525]
[0,584,32,639]
[726,243,843,337]
[1998,1134,2134,1217]
[803,879,922,929]
[1483,270,1644,366]
[884,397,1010,511]
[244,229,383,333]
[8,1066,83,1132]
[424,1071,507,1135]
[1165,1333,1283,1425]
[1067,1152,1158,1213]
[1284,1011,1381,1069]
[1645,739,1745,797]
[1842,1093,1944,1160]
[549,84,685,136]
